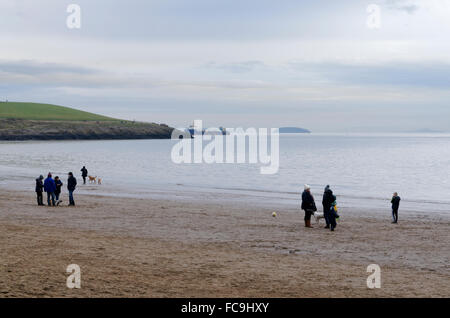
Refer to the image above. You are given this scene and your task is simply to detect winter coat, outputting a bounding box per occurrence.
[322,189,336,212]
[67,176,77,191]
[391,196,401,210]
[55,179,63,195]
[301,191,317,212]
[35,178,44,193]
[81,167,88,177]
[43,177,56,193]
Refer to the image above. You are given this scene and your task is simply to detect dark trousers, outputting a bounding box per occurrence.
[392,209,398,223]
[47,192,56,206]
[323,206,331,227]
[68,190,75,205]
[55,192,60,201]
[304,210,314,221]
[329,212,337,230]
[83,176,86,184]
[36,192,43,206]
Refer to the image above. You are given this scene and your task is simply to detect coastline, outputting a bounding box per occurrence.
[0,187,448,297]
[0,118,174,140]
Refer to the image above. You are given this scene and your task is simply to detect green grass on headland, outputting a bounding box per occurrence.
[0,102,118,121]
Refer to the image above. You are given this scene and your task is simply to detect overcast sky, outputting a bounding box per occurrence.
[1,0,450,132]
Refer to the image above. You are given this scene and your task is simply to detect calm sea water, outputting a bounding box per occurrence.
[1,133,449,212]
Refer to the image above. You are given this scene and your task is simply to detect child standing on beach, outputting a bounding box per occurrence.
[54,176,63,206]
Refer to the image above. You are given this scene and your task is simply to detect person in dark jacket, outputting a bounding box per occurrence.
[35,175,44,206]
[81,166,88,185]
[301,184,317,228]
[44,173,56,206]
[322,185,335,229]
[67,172,77,206]
[54,176,63,205]
[391,192,401,223]
[329,200,339,231]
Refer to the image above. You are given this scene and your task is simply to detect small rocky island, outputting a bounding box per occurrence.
[279,127,311,133]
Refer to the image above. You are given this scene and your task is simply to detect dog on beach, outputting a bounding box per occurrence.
[313,211,325,224]
[97,178,102,185]
[88,176,97,184]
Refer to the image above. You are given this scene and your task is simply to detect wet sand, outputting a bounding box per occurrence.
[0,188,449,297]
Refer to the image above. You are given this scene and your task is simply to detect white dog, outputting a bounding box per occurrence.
[313,211,325,224]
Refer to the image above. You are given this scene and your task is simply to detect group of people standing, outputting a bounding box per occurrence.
[35,172,78,206]
[301,184,402,230]
[301,184,339,231]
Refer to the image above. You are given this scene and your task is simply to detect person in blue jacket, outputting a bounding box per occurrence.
[44,173,56,206]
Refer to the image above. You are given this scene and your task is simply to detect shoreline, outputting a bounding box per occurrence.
[0,188,449,297]
[0,118,174,141]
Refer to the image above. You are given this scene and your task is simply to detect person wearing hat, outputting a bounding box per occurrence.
[301,184,317,228]
[67,172,77,206]
[43,173,56,206]
[35,175,44,206]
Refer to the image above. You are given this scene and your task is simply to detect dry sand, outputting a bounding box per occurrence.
[0,188,449,297]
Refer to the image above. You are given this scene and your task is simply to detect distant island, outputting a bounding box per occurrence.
[0,102,174,140]
[406,128,445,134]
[279,127,311,133]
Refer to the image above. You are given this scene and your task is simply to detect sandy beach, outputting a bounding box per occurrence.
[0,188,449,298]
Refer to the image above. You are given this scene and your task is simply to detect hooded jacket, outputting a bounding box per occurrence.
[322,189,336,212]
[44,177,56,193]
[35,178,44,193]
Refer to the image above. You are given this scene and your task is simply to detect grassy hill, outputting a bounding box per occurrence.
[0,102,117,121]
[0,102,175,140]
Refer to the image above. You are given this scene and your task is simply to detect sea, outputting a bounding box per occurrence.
[1,133,449,213]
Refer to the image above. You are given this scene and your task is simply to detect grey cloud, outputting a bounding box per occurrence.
[288,62,450,89]
[0,59,275,92]
[384,0,419,14]
[0,60,96,76]
[203,61,266,74]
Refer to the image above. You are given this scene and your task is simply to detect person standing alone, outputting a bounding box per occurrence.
[81,166,88,185]
[44,173,56,206]
[67,172,77,206]
[391,192,401,224]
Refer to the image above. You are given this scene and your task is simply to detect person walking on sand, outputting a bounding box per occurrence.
[301,184,317,228]
[54,176,63,206]
[35,175,44,206]
[44,173,56,206]
[391,192,401,224]
[81,166,88,185]
[67,172,77,206]
[322,185,335,229]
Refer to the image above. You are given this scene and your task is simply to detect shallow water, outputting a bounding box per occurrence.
[1,133,449,212]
